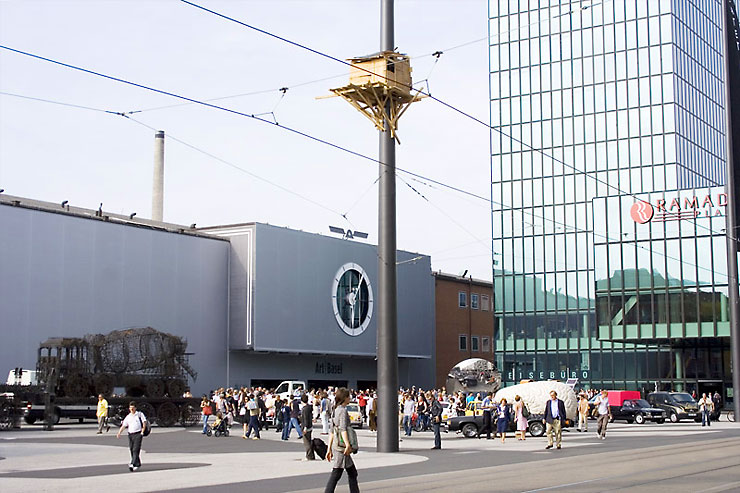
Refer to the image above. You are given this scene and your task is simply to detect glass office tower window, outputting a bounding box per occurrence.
[490,0,729,392]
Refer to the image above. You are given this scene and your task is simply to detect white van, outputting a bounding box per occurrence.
[275,380,306,401]
[6,368,38,386]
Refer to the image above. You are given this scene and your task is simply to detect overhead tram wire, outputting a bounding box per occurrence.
[178,0,730,240]
[0,89,350,224]
[0,85,724,280]
[411,0,613,60]
[125,0,610,116]
[124,116,349,221]
[0,91,122,115]
[0,55,725,280]
[126,72,346,115]
[0,44,494,210]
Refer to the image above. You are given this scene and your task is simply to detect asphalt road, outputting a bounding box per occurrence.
[2,418,739,492]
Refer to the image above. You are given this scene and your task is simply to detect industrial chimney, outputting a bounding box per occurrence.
[152,130,165,221]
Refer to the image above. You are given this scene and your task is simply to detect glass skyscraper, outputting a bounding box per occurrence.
[490,0,734,397]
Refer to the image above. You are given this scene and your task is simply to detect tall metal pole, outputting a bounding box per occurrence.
[722,0,740,421]
[152,130,165,222]
[377,0,399,453]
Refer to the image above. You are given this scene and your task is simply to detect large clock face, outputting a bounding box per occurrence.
[331,263,373,336]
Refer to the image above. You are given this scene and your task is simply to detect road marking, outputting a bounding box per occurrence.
[521,476,610,492]
[696,481,740,492]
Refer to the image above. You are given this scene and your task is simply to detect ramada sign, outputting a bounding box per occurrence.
[630,193,728,224]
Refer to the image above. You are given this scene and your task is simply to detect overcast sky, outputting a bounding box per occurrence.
[0,0,495,280]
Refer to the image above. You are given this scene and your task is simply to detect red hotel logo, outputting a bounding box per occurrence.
[631,193,728,224]
[630,201,654,224]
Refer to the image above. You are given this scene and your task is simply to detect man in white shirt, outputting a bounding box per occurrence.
[117,401,148,471]
[594,390,612,440]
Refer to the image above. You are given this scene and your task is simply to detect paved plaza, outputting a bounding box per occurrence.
[2,418,740,492]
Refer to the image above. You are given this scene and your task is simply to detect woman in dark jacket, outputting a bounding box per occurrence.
[496,398,512,444]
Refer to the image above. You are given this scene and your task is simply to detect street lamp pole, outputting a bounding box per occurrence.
[377,0,399,453]
[721,0,740,421]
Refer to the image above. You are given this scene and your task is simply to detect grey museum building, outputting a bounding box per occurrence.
[0,195,435,395]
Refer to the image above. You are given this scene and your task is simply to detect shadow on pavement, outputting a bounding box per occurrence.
[0,462,209,479]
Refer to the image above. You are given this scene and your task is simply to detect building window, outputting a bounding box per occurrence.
[458,291,467,308]
[459,335,467,351]
[481,295,490,311]
[482,337,490,352]
[471,336,479,351]
[471,293,480,310]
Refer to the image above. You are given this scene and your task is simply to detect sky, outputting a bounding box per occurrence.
[0,0,496,280]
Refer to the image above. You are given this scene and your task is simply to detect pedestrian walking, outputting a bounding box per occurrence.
[320,391,331,435]
[301,393,316,460]
[594,390,612,440]
[543,390,566,450]
[96,394,109,434]
[402,393,415,437]
[577,394,589,432]
[244,394,261,439]
[477,392,493,439]
[282,392,303,440]
[698,393,714,427]
[369,394,377,432]
[496,398,511,444]
[513,395,527,441]
[712,391,722,421]
[116,401,148,472]
[200,395,212,434]
[429,392,442,450]
[325,387,359,493]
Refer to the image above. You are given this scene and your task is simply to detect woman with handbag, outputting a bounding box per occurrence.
[201,395,212,434]
[325,387,359,493]
[513,395,528,441]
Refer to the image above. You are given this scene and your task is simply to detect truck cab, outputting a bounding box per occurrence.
[275,380,306,401]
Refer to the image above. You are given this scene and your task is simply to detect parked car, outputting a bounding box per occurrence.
[446,407,546,438]
[647,392,701,423]
[611,399,665,424]
[346,403,363,428]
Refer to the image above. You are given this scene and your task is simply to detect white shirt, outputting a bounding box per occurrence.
[549,399,560,419]
[122,411,147,434]
[596,395,610,415]
[403,399,416,416]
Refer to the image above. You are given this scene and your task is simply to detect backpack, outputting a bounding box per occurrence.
[138,414,151,437]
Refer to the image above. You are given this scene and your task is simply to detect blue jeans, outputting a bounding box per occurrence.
[702,410,711,426]
[283,417,303,439]
[202,414,209,434]
[403,415,413,436]
[247,415,261,438]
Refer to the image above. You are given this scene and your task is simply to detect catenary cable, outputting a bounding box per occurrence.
[178,0,728,240]
[0,90,351,224]
[0,73,726,279]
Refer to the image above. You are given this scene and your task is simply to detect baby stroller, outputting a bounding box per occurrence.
[207,418,230,437]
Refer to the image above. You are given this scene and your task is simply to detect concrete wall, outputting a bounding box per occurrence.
[0,204,230,395]
[252,223,434,358]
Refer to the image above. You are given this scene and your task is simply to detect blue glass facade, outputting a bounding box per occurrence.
[490,0,733,396]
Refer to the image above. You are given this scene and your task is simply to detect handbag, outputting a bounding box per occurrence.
[522,405,530,418]
[203,404,212,416]
[334,426,359,454]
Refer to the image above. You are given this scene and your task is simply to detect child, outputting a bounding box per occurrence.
[212,411,223,431]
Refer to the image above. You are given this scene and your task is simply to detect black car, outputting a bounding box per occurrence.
[611,399,665,424]
[647,392,701,423]
[446,412,548,438]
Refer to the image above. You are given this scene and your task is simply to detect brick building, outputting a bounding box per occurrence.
[434,272,495,388]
